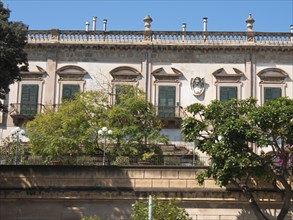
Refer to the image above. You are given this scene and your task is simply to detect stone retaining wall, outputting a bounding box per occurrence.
[0,166,292,220]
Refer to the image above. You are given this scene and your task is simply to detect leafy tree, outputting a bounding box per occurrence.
[26,91,107,162]
[0,136,27,165]
[106,85,168,161]
[181,97,293,220]
[0,1,28,112]
[131,197,191,220]
[26,86,167,163]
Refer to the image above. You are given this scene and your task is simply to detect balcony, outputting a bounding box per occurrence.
[9,103,46,126]
[156,106,185,129]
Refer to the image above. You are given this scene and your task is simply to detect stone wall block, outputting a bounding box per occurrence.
[179,170,196,179]
[161,170,179,179]
[144,170,161,179]
[186,179,203,188]
[169,180,187,189]
[152,179,170,188]
[127,170,145,179]
[134,179,152,188]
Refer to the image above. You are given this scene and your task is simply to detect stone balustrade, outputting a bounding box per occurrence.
[26,30,293,46]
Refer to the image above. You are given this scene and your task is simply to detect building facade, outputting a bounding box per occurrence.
[0,14,293,147]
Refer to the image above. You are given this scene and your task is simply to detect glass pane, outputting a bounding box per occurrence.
[158,86,176,118]
[220,86,237,102]
[264,87,281,102]
[62,84,80,101]
[20,84,39,115]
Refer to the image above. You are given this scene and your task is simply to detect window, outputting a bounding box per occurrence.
[152,67,182,120]
[158,86,176,118]
[110,66,141,105]
[257,68,288,105]
[56,65,86,104]
[213,68,244,101]
[264,87,281,102]
[62,84,80,101]
[20,84,39,115]
[220,86,237,102]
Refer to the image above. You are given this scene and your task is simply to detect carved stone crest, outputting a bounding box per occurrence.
[190,77,205,96]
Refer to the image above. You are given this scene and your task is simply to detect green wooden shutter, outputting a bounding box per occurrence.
[20,84,39,115]
[220,86,237,102]
[264,87,281,102]
[62,84,80,101]
[158,86,176,118]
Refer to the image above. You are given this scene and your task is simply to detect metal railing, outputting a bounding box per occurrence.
[0,154,210,166]
[9,103,46,116]
[26,30,293,46]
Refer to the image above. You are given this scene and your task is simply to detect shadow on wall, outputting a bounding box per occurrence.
[0,165,133,220]
[237,208,293,220]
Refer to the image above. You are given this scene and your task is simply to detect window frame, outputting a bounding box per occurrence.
[213,68,244,101]
[152,67,182,118]
[56,65,86,104]
[257,68,288,105]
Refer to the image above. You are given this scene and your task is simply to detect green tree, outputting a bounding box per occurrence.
[131,197,191,220]
[181,97,293,220]
[26,86,167,163]
[26,91,107,162]
[106,85,168,161]
[0,1,28,112]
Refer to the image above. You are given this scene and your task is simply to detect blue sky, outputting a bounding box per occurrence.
[2,0,293,32]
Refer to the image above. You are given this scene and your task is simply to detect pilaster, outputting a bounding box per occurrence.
[44,50,58,106]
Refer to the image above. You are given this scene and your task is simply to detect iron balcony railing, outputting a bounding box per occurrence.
[9,103,46,116]
[155,106,186,119]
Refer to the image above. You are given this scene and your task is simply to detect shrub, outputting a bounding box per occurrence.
[131,197,191,220]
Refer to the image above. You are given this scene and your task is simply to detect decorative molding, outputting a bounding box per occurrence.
[213,68,244,83]
[56,65,87,81]
[109,66,141,82]
[20,65,47,81]
[152,67,183,82]
[257,68,288,84]
[190,77,205,96]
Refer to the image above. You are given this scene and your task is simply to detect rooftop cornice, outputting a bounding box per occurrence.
[25,42,293,53]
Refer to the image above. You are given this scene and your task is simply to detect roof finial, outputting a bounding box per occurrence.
[246,13,255,32]
[144,15,153,31]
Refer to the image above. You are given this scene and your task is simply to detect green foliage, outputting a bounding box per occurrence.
[26,91,107,162]
[107,85,168,160]
[0,136,27,165]
[131,197,191,220]
[26,86,167,162]
[0,2,28,111]
[182,97,293,186]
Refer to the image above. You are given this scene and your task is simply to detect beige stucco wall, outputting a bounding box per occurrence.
[0,33,292,147]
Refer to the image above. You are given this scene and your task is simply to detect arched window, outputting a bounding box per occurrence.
[257,68,288,104]
[56,65,87,102]
[109,66,141,104]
